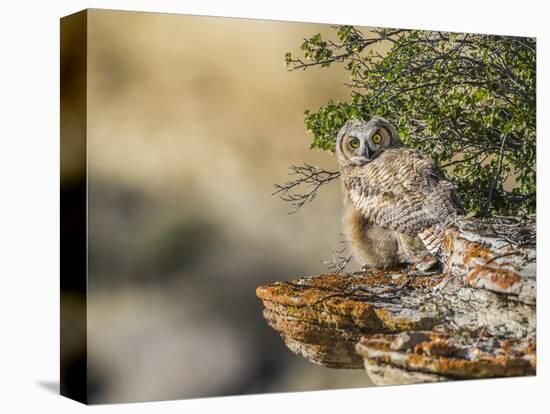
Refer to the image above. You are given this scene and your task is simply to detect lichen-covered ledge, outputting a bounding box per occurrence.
[442,216,536,304]
[357,331,535,385]
[257,270,444,369]
[256,217,536,384]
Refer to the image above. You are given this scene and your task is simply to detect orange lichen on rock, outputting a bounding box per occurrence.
[256,217,536,384]
[468,265,522,290]
[443,232,455,255]
[356,332,536,380]
[441,217,535,303]
[463,241,492,266]
[256,269,444,369]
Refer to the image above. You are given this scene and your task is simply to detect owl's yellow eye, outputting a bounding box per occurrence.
[349,138,360,149]
[372,133,383,144]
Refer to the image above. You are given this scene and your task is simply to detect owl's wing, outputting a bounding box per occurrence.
[345,149,464,237]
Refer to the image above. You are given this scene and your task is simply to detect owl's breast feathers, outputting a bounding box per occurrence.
[342,148,464,242]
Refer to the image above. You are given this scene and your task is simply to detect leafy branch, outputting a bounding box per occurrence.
[278,26,535,216]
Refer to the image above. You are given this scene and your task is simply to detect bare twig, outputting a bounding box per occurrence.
[272,164,340,213]
[322,243,353,273]
[485,215,536,248]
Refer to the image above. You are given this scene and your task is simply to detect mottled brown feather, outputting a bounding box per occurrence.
[342,148,464,237]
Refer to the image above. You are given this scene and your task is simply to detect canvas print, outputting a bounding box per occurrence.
[60,9,536,405]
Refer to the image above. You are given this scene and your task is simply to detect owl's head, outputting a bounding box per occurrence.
[335,117,403,166]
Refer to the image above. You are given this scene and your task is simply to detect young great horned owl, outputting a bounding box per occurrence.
[336,117,464,269]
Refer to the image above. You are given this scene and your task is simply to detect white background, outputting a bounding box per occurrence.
[0,0,547,412]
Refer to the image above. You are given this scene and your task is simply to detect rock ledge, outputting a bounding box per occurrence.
[256,217,536,384]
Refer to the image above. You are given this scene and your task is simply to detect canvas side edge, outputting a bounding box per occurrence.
[60,9,88,405]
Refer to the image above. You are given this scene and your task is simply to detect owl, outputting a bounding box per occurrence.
[335,117,464,269]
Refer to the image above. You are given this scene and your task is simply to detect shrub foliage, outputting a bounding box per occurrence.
[284,27,536,216]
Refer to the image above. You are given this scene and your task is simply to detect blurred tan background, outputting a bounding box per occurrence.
[81,9,373,403]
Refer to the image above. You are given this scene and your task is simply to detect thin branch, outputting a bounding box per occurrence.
[272,164,340,213]
[483,134,509,216]
[322,238,353,273]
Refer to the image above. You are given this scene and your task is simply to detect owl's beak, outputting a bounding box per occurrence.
[353,155,370,164]
[362,146,371,160]
[352,147,371,165]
